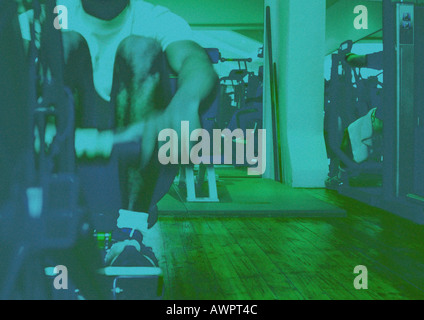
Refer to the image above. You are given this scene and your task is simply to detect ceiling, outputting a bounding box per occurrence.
[144,0,382,51]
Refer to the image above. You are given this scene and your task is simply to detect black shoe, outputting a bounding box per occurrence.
[108,228,159,267]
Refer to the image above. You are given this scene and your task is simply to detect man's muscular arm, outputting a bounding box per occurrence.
[166,40,218,111]
[123,40,218,166]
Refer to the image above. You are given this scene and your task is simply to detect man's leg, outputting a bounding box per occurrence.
[111,35,177,228]
[63,32,123,231]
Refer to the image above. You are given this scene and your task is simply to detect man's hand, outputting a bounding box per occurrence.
[112,94,201,167]
[139,91,202,167]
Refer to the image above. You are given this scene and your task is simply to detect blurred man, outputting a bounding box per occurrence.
[19,0,218,266]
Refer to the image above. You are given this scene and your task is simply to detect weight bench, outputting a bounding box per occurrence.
[179,163,219,202]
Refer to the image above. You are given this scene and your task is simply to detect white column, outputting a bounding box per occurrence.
[264,0,328,187]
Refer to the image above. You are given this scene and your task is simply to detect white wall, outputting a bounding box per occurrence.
[264,0,329,187]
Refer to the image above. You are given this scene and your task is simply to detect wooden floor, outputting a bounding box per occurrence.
[145,187,424,300]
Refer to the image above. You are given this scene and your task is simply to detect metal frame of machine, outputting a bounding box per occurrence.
[326,0,424,224]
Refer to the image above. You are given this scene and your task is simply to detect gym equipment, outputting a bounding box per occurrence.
[214,56,264,169]
[325,0,424,224]
[175,49,264,202]
[382,0,424,216]
[218,57,253,125]
[98,266,164,300]
[178,165,219,202]
[325,39,383,184]
[0,0,31,208]
[0,0,107,300]
[225,63,263,132]
[205,48,222,64]
[97,210,164,300]
[0,0,164,299]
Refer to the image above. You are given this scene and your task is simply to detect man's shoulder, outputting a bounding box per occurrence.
[131,0,192,50]
[132,0,177,22]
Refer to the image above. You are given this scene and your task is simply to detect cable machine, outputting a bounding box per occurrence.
[325,0,424,223]
[0,0,164,300]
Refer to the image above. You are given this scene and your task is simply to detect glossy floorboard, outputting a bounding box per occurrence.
[146,188,424,300]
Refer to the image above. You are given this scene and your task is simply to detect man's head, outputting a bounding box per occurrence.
[82,0,129,21]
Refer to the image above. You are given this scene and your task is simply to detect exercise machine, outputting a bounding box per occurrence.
[175,49,265,201]
[325,39,383,185]
[0,0,164,300]
[0,0,107,300]
[325,0,424,224]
